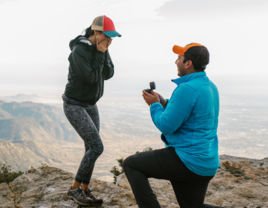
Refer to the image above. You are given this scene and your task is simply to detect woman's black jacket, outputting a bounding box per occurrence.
[64,35,114,105]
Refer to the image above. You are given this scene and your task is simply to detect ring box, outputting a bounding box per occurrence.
[144,82,156,94]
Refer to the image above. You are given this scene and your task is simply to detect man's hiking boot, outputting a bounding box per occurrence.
[66,186,93,206]
[84,188,103,206]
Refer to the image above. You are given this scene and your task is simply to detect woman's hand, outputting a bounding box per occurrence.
[107,39,112,48]
[97,39,112,53]
[97,40,108,53]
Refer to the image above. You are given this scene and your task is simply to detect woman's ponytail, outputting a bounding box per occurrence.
[83,26,94,38]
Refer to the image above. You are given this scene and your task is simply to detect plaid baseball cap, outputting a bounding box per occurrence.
[91,15,121,38]
[173,43,209,70]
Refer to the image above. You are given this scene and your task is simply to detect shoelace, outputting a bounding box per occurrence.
[86,189,96,199]
[75,187,87,200]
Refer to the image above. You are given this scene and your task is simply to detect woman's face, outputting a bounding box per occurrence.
[95,31,111,44]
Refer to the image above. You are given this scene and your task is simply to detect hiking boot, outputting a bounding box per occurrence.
[66,186,92,206]
[84,188,103,206]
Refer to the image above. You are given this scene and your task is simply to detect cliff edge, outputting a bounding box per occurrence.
[1,155,268,208]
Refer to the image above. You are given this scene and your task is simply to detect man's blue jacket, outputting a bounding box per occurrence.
[150,72,220,176]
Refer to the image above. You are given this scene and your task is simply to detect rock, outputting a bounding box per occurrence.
[159,201,168,207]
[116,174,131,190]
[205,158,268,207]
[1,155,268,207]
[6,166,135,208]
[116,172,178,206]
[260,181,268,186]
[221,201,244,208]
[244,175,252,180]
[0,182,15,208]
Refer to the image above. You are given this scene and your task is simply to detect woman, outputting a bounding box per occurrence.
[63,15,121,206]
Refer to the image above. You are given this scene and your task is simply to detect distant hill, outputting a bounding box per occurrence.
[0,101,66,123]
[0,140,84,172]
[0,100,82,172]
[0,108,13,119]
[0,100,79,143]
[0,94,39,102]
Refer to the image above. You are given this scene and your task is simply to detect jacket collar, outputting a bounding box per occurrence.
[78,36,93,46]
[172,71,206,86]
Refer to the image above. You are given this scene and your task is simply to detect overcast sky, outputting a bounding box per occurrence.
[0,0,268,98]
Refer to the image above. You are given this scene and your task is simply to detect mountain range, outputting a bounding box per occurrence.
[0,94,39,102]
[0,100,79,143]
[0,100,82,172]
[0,100,164,181]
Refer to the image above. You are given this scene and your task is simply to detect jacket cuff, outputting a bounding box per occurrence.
[96,50,105,54]
[162,100,168,107]
[95,50,105,62]
[150,102,163,110]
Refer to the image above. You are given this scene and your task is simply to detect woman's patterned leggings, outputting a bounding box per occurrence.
[63,102,103,185]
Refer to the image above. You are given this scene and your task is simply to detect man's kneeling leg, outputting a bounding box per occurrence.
[123,150,162,208]
[123,147,215,208]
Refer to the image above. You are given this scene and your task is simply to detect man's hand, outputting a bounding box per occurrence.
[142,90,160,106]
[97,39,112,53]
[154,92,166,105]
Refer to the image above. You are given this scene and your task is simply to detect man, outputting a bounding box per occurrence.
[123,43,221,208]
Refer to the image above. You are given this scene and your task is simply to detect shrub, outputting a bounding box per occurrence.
[110,147,153,184]
[226,168,245,177]
[110,158,124,184]
[0,162,24,184]
[135,147,153,154]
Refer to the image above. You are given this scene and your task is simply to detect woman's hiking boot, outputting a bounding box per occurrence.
[66,186,93,206]
[84,188,103,206]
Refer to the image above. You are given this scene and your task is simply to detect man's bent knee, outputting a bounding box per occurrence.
[122,155,134,172]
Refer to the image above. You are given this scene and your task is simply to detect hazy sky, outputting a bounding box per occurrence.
[1,0,268,97]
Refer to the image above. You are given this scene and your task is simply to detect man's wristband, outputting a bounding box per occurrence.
[162,100,168,107]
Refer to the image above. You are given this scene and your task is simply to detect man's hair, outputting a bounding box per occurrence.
[183,46,210,71]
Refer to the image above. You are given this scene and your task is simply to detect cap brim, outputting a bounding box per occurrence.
[103,31,121,38]
[173,45,184,55]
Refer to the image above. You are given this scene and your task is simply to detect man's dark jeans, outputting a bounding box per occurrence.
[123,147,220,208]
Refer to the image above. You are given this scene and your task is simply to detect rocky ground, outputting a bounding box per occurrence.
[1,155,268,208]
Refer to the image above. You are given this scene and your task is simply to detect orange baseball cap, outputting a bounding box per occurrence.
[173,43,204,55]
[173,43,210,70]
